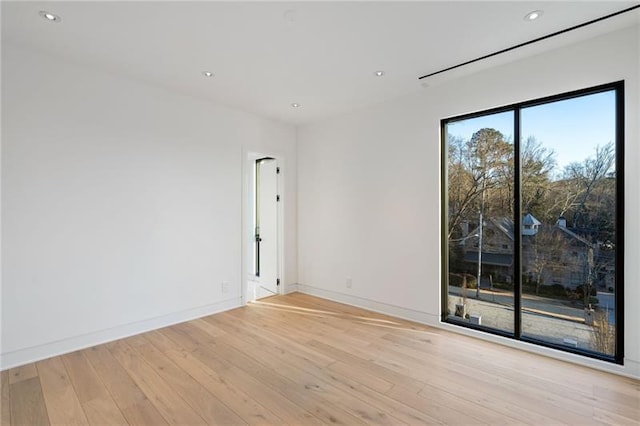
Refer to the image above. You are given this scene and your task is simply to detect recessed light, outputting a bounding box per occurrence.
[374,70,385,77]
[291,103,301,108]
[524,10,543,21]
[202,71,214,77]
[39,10,61,23]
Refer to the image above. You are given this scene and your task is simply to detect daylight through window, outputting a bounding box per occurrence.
[441,82,624,363]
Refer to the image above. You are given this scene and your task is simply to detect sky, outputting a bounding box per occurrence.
[446,90,617,173]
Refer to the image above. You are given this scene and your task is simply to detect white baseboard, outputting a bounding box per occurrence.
[295,283,439,325]
[284,283,299,294]
[0,297,242,371]
[295,284,640,380]
[436,321,640,380]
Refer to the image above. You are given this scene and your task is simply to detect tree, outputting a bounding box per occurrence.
[591,309,615,355]
[526,225,567,296]
[520,137,556,221]
[566,143,615,233]
[583,247,595,307]
[446,129,512,238]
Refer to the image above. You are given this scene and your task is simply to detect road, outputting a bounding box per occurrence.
[448,287,586,320]
[446,287,612,353]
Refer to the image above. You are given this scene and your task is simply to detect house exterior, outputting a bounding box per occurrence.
[461,214,613,291]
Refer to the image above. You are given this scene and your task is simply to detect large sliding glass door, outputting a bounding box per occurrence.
[441,82,623,362]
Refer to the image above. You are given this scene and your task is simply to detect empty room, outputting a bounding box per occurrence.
[1,1,639,425]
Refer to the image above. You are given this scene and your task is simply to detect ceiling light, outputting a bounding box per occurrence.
[291,103,301,108]
[524,10,543,21]
[39,10,61,23]
[202,71,214,77]
[374,70,385,77]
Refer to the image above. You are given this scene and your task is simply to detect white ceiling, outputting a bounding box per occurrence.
[2,1,638,125]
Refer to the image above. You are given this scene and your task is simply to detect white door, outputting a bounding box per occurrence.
[256,158,279,295]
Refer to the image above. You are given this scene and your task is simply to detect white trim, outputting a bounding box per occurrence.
[435,321,640,380]
[284,283,299,294]
[295,284,640,380]
[295,284,438,325]
[0,297,241,371]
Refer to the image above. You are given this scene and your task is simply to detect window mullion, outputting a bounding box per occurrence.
[514,107,522,338]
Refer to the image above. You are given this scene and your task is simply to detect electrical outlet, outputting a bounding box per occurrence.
[346,277,352,288]
[221,281,229,293]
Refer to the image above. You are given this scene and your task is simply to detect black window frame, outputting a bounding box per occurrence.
[440,81,625,364]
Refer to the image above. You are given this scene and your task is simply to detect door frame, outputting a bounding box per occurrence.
[241,149,285,304]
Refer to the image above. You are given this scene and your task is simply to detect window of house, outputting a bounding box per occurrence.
[442,82,623,363]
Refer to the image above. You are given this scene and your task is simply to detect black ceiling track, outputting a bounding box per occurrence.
[418,4,640,80]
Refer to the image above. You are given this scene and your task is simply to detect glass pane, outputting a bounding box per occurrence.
[445,111,515,333]
[520,91,617,357]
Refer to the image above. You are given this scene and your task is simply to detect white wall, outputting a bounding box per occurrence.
[1,44,297,368]
[297,26,640,378]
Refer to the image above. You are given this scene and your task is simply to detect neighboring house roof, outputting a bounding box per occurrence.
[467,214,591,246]
[556,225,592,247]
[491,217,515,241]
[523,213,541,226]
[467,217,515,241]
[462,215,593,270]
[464,251,513,266]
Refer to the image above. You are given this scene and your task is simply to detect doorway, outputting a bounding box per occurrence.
[244,153,282,302]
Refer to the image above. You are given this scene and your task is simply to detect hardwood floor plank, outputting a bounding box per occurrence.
[218,311,458,425]
[385,328,634,419]
[209,325,402,425]
[312,361,444,425]
[4,293,638,426]
[82,397,128,425]
[306,339,426,393]
[8,363,38,385]
[128,339,248,425]
[156,325,324,425]
[177,324,370,425]
[383,385,486,425]
[82,345,168,425]
[61,351,127,425]
[211,310,336,368]
[36,357,89,425]
[9,376,50,426]
[1,371,10,425]
[108,340,206,425]
[120,400,170,426]
[171,342,323,425]
[417,371,589,425]
[61,351,111,403]
[592,406,640,425]
[156,345,286,425]
[326,360,394,394]
[160,324,209,353]
[189,318,227,338]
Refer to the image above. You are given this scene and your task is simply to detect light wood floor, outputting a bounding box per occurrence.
[2,293,639,425]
